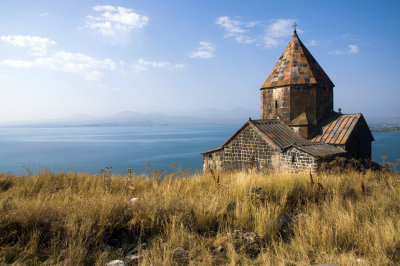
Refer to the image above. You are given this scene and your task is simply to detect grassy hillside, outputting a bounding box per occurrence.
[0,167,399,265]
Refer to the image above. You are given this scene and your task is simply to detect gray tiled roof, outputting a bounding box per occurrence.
[250,119,308,149]
[295,143,346,157]
[203,119,346,157]
[250,120,345,157]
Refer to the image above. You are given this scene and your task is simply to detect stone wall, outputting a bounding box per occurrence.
[202,125,318,172]
[261,86,291,123]
[316,85,334,123]
[280,147,317,172]
[222,125,278,170]
[203,149,223,171]
[262,84,333,125]
[290,85,317,121]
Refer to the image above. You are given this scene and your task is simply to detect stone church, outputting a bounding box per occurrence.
[202,29,373,172]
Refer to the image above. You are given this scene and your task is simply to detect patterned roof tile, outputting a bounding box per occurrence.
[310,113,374,145]
[261,31,334,89]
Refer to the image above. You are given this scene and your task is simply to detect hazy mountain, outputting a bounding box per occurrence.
[365,116,400,127]
[190,107,259,119]
[0,108,259,127]
[1,109,398,129]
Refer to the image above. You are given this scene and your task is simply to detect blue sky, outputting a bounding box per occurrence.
[0,0,399,122]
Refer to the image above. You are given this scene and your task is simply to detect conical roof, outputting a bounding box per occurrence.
[261,31,334,89]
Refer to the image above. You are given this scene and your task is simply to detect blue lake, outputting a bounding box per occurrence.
[0,126,398,174]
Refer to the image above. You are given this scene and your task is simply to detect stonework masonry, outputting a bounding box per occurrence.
[261,84,333,125]
[280,147,316,172]
[202,30,373,173]
[203,125,318,172]
[261,86,291,123]
[222,126,277,170]
[315,85,333,123]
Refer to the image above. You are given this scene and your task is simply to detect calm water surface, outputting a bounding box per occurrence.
[0,126,236,174]
[0,126,398,174]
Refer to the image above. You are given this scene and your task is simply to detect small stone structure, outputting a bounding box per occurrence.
[202,30,373,172]
[203,119,345,172]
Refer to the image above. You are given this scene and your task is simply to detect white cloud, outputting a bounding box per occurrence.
[264,19,297,48]
[1,51,116,81]
[267,19,295,38]
[131,58,186,73]
[336,33,360,41]
[83,5,149,36]
[98,83,122,92]
[330,44,359,55]
[0,59,34,68]
[215,16,257,44]
[216,16,246,34]
[246,21,259,28]
[215,17,298,48]
[189,41,215,59]
[0,35,56,56]
[307,40,318,46]
[234,35,257,44]
[348,45,359,54]
[1,33,183,80]
[338,33,351,40]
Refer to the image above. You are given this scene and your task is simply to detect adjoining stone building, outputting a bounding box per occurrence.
[202,29,374,172]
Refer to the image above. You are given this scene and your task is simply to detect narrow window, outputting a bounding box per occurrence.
[275,101,278,108]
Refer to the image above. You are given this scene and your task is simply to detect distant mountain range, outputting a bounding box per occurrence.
[1,109,398,129]
[365,116,400,127]
[0,108,260,127]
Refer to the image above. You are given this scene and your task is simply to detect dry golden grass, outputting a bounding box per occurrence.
[0,168,399,265]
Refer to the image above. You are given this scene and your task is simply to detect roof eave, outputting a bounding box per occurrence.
[295,145,347,157]
[201,147,223,155]
[260,82,334,90]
